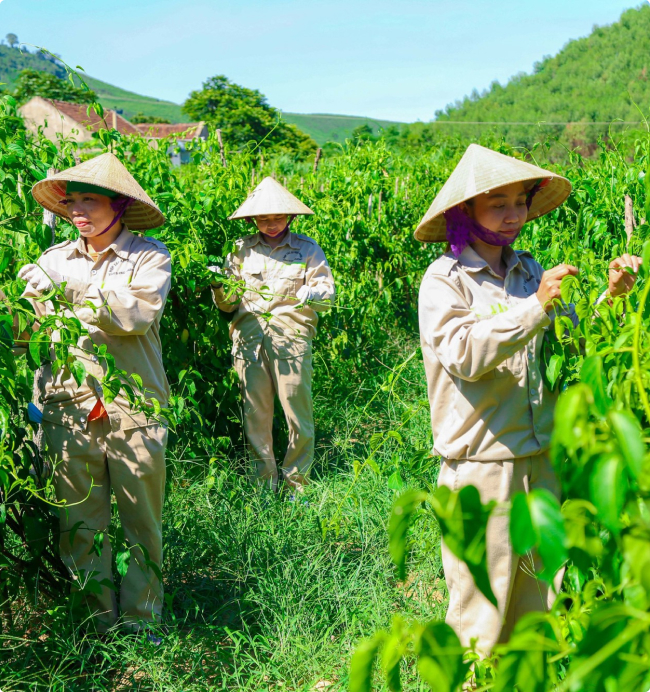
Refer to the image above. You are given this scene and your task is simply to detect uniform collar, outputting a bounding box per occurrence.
[67,225,133,260]
[455,244,532,280]
[247,230,297,250]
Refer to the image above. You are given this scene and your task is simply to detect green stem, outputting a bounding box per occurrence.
[632,278,650,423]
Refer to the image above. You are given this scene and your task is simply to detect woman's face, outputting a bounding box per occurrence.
[254,214,288,238]
[64,192,116,237]
[462,181,528,238]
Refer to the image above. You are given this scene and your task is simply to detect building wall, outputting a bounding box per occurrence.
[18,97,94,144]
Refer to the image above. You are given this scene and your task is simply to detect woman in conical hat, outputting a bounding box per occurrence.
[416,144,641,654]
[210,177,335,493]
[18,152,171,635]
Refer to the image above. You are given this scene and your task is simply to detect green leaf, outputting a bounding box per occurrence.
[580,356,611,416]
[493,615,557,692]
[349,634,384,692]
[69,359,86,388]
[387,471,405,491]
[546,354,564,391]
[116,548,131,577]
[589,453,628,533]
[433,485,498,606]
[608,410,645,479]
[510,492,537,556]
[90,531,104,557]
[381,631,404,692]
[528,489,568,582]
[416,622,468,692]
[388,489,428,580]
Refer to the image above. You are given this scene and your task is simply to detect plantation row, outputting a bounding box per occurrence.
[1,84,650,690]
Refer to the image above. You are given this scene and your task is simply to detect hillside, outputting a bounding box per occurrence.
[82,75,185,123]
[0,46,64,87]
[432,3,650,149]
[281,112,401,145]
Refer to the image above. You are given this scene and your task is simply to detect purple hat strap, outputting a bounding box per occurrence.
[443,178,550,257]
[97,196,134,237]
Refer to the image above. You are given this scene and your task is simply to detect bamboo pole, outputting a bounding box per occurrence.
[216,129,227,167]
[43,168,58,246]
[313,148,322,173]
[368,194,373,217]
[625,195,636,247]
[378,191,382,224]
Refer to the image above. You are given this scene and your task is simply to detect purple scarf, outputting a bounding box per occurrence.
[443,179,548,257]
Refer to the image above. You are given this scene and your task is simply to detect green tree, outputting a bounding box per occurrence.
[13,69,96,105]
[130,112,171,124]
[5,33,18,49]
[351,123,376,143]
[182,74,316,157]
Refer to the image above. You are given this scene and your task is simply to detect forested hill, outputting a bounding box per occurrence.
[431,4,650,149]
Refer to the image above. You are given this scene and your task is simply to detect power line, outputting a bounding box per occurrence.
[429,121,644,126]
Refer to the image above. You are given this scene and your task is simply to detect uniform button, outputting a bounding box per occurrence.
[91,269,97,276]
[92,356,98,363]
[80,417,87,424]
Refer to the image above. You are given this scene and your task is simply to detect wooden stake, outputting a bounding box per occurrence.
[216,129,227,167]
[394,177,399,197]
[313,147,322,173]
[378,191,382,224]
[625,195,636,246]
[368,194,373,217]
[300,177,304,191]
[43,168,58,246]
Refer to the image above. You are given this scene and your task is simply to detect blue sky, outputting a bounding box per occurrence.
[0,0,642,122]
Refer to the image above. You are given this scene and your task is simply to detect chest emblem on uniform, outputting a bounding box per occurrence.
[108,259,134,276]
[281,250,303,262]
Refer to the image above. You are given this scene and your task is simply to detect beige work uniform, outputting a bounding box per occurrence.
[24,227,171,630]
[419,245,564,654]
[212,231,335,489]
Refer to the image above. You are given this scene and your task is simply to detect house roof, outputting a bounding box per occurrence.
[134,122,206,140]
[48,100,141,136]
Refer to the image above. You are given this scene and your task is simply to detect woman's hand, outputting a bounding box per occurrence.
[18,264,64,294]
[608,254,642,297]
[536,264,579,313]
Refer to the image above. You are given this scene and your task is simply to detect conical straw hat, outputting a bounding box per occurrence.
[414,144,571,243]
[32,152,165,230]
[229,176,314,220]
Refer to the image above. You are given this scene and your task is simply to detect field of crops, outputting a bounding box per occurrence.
[1,82,650,691]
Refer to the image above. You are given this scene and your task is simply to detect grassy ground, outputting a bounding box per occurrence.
[0,345,444,691]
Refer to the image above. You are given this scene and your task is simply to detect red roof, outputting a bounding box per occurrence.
[134,122,206,139]
[48,100,140,136]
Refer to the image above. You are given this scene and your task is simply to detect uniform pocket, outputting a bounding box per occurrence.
[276,262,305,298]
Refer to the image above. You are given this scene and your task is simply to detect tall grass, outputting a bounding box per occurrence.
[0,341,443,691]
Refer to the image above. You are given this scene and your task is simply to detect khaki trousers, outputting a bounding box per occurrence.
[234,348,314,490]
[438,453,564,655]
[44,419,167,631]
